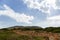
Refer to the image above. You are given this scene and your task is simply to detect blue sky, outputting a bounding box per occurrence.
[0,0,60,28]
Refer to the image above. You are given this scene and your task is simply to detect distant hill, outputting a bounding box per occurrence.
[1,26,60,33]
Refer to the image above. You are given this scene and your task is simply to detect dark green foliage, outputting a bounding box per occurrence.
[44,27,54,32]
[44,27,60,33]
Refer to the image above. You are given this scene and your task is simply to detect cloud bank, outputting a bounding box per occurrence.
[23,0,60,27]
[0,4,34,24]
[23,0,60,14]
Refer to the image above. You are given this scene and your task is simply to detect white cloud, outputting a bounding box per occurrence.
[46,15,60,26]
[47,15,60,20]
[0,4,34,24]
[23,0,60,27]
[36,15,60,28]
[23,0,60,15]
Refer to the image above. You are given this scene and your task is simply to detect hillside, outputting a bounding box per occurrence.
[0,26,60,40]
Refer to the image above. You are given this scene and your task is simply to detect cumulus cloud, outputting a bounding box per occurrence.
[0,4,34,23]
[23,0,60,27]
[23,0,60,15]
